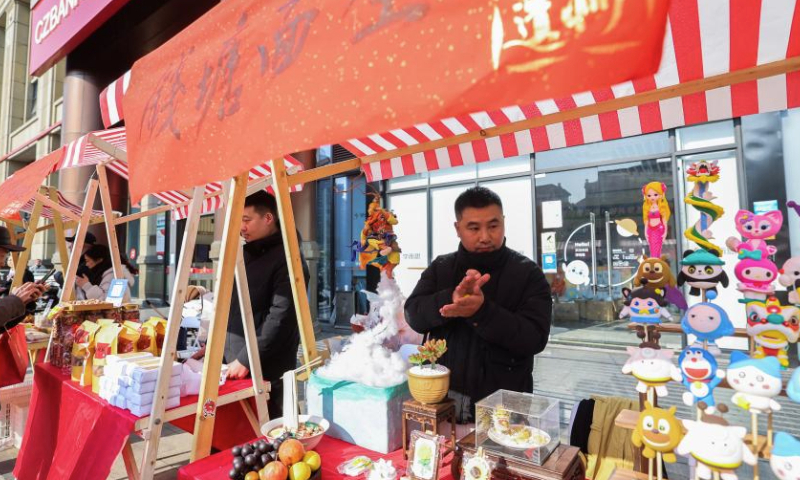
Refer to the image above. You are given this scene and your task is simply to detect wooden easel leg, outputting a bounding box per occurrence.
[11,189,45,290]
[48,187,70,277]
[122,437,142,480]
[140,187,205,479]
[191,173,249,462]
[44,180,98,363]
[97,164,124,278]
[270,158,318,372]
[239,399,262,437]
[235,240,270,426]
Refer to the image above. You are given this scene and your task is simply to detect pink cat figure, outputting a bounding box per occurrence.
[735,248,778,301]
[725,209,783,256]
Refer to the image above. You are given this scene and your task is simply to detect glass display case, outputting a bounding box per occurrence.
[475,390,560,466]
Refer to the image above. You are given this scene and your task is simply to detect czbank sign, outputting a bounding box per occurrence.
[29,0,131,76]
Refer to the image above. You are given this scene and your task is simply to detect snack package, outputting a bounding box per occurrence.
[142,317,167,355]
[121,304,140,322]
[92,322,122,394]
[337,456,374,477]
[71,321,101,386]
[118,321,140,354]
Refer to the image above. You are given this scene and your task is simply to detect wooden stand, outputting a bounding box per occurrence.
[452,432,585,480]
[401,398,457,459]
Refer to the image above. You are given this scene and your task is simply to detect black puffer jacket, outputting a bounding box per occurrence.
[225,232,310,382]
[405,243,552,404]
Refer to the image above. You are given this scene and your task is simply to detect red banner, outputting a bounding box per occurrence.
[124,0,670,201]
[0,149,63,218]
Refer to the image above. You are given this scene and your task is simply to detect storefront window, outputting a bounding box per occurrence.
[387,172,428,191]
[429,163,476,185]
[481,177,533,259]
[477,154,531,178]
[431,184,471,257]
[387,191,429,297]
[534,132,670,171]
[676,120,734,150]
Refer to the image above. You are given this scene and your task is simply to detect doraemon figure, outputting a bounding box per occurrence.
[726,351,783,414]
[788,368,800,404]
[771,432,800,480]
[680,295,735,353]
[679,347,724,413]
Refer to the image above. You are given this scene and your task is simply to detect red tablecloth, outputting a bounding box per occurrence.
[14,363,258,480]
[177,435,455,480]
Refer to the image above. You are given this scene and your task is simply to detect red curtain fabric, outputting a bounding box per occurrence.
[124,0,669,202]
[0,149,63,218]
[14,364,260,480]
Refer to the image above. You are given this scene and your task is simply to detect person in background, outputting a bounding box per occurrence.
[0,226,45,325]
[405,186,552,429]
[195,191,309,419]
[54,231,97,289]
[75,244,135,300]
[0,227,33,295]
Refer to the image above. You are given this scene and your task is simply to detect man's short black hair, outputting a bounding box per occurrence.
[244,190,279,219]
[454,186,503,219]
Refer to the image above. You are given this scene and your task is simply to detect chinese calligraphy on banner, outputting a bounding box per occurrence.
[125,0,668,201]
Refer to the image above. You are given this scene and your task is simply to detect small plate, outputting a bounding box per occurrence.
[487,425,550,450]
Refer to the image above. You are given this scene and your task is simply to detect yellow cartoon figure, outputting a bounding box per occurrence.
[631,402,684,463]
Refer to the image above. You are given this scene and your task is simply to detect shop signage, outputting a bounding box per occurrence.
[29,0,132,76]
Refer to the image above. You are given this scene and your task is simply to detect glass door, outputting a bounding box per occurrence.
[535,159,681,348]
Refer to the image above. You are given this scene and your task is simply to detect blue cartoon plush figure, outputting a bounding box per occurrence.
[788,368,800,404]
[770,432,800,480]
[679,347,724,413]
[680,293,735,353]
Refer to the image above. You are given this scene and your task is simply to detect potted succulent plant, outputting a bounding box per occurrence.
[407,339,450,404]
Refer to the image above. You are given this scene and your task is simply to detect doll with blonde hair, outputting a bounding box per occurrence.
[642,182,670,258]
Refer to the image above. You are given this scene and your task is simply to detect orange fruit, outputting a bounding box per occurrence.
[278,439,305,467]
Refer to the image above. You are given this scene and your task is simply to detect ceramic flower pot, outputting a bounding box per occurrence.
[407,365,450,404]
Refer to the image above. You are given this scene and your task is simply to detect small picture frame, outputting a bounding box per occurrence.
[408,430,442,480]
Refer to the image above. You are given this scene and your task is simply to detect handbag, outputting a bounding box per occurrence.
[0,324,29,387]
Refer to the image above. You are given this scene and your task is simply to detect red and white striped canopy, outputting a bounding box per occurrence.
[21,191,105,220]
[60,127,304,220]
[100,0,799,182]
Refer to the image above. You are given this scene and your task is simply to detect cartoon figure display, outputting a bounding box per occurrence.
[779,256,800,305]
[771,432,800,480]
[678,347,724,413]
[726,209,783,256]
[677,249,728,298]
[634,255,686,310]
[789,368,800,404]
[745,297,800,368]
[621,345,681,397]
[734,248,778,302]
[642,182,670,259]
[620,287,671,341]
[354,197,401,278]
[726,351,783,414]
[676,403,757,480]
[684,160,725,256]
[680,298,735,352]
[631,402,684,463]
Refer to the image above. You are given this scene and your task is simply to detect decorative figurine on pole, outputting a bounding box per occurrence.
[677,249,729,298]
[353,196,401,279]
[621,344,681,399]
[620,287,671,342]
[770,432,800,480]
[642,182,671,259]
[778,256,800,305]
[631,402,684,480]
[683,161,724,257]
[734,249,779,303]
[744,297,800,368]
[680,293,735,353]
[726,209,783,257]
[678,347,725,414]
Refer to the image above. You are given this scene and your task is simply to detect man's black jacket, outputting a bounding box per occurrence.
[225,232,310,382]
[405,244,552,403]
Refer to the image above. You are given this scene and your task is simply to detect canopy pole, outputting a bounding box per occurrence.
[191,172,249,461]
[140,186,205,479]
[271,158,318,372]
[96,164,124,278]
[11,189,45,291]
[48,187,70,278]
[5,223,21,272]
[59,180,99,302]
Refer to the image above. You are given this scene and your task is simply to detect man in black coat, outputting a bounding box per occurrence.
[405,187,552,425]
[223,191,309,418]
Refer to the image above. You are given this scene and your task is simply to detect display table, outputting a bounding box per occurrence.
[14,363,260,480]
[177,434,456,480]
